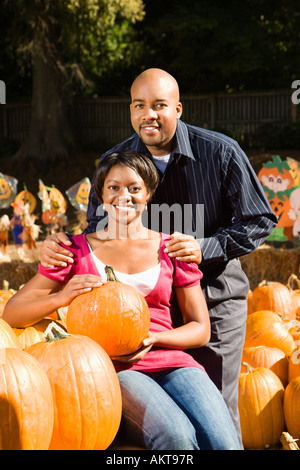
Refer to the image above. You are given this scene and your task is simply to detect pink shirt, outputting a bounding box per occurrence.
[38,233,205,374]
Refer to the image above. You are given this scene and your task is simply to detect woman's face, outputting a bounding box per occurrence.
[102,164,149,225]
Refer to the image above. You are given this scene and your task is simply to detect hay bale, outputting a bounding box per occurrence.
[0,242,41,290]
[240,244,300,289]
[0,259,39,290]
[1,242,299,293]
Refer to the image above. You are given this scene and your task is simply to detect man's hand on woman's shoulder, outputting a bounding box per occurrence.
[40,232,74,268]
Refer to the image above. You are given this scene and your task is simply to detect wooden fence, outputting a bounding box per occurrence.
[0,89,299,149]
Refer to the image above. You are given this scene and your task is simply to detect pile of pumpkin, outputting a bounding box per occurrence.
[240,274,300,449]
[0,269,150,450]
[2,271,300,451]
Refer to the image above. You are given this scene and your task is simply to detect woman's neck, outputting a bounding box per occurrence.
[102,219,151,240]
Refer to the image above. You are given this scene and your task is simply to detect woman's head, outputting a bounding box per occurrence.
[94,150,160,204]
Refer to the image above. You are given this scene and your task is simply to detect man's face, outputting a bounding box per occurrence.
[130,75,182,156]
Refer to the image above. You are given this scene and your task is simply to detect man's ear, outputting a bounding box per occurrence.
[176,102,183,119]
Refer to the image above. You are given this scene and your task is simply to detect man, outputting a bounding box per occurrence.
[40,68,277,443]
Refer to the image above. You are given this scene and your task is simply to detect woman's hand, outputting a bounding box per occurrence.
[111,343,153,363]
[55,274,106,307]
[111,332,158,363]
[164,232,202,264]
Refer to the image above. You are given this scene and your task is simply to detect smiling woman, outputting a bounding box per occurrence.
[93,150,159,241]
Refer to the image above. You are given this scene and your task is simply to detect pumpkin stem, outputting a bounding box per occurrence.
[44,322,71,342]
[286,274,300,291]
[258,280,272,287]
[280,432,300,450]
[105,265,120,282]
[241,362,254,374]
[2,280,9,290]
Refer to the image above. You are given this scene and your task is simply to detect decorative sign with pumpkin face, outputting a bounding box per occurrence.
[258,155,300,246]
[49,187,67,214]
[0,173,18,208]
[268,191,294,229]
[14,189,37,214]
[258,155,295,193]
[66,177,91,211]
[75,179,91,206]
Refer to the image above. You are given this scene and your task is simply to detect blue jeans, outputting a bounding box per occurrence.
[117,367,241,450]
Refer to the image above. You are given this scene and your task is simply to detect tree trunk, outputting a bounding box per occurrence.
[13,29,76,169]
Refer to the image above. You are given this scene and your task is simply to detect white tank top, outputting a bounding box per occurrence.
[87,242,161,297]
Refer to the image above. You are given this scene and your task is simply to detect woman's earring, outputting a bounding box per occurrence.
[103,204,106,211]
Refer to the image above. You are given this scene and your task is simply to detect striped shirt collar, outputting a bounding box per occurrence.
[132,119,196,161]
[172,119,196,161]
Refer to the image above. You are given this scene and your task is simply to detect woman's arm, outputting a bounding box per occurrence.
[2,273,105,328]
[143,284,210,350]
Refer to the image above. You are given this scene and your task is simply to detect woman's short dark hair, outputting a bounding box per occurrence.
[94,150,160,203]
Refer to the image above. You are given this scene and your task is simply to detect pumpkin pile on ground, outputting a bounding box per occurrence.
[239,275,300,449]
[0,268,151,450]
[0,320,122,450]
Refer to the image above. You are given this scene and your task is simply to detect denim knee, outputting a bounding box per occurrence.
[145,417,198,450]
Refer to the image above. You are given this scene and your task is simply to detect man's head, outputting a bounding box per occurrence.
[130,68,182,156]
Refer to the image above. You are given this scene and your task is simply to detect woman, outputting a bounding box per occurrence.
[3,150,240,450]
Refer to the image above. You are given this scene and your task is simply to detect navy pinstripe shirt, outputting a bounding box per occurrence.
[86,120,277,267]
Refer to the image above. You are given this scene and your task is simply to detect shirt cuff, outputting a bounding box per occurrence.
[197,237,226,264]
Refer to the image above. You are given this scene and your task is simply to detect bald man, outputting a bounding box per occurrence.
[130,69,182,155]
[40,68,277,445]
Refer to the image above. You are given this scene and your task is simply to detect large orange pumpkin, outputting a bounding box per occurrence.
[238,363,285,449]
[0,348,54,450]
[249,281,295,320]
[0,318,21,349]
[67,265,150,357]
[244,310,295,356]
[241,346,288,387]
[284,376,300,440]
[26,323,122,450]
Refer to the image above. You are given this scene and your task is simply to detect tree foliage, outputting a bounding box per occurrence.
[2,0,300,98]
[129,0,300,93]
[4,0,145,163]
